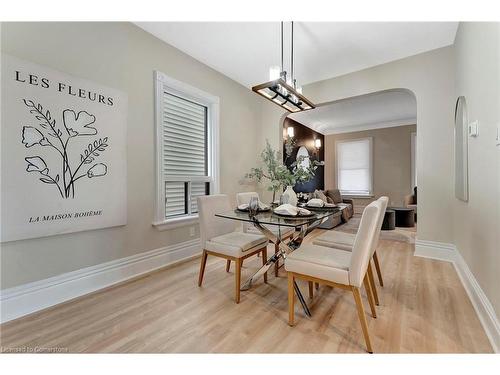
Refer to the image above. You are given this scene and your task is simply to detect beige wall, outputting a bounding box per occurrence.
[260,46,455,244]
[325,124,416,207]
[0,22,263,289]
[453,22,500,316]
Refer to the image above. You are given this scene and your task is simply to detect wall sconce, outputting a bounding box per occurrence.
[287,126,295,138]
[314,138,321,150]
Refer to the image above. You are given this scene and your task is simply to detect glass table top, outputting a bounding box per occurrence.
[215,206,343,228]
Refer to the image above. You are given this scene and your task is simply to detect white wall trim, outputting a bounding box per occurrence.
[153,215,199,231]
[414,239,500,352]
[414,239,457,262]
[320,117,416,135]
[0,239,201,324]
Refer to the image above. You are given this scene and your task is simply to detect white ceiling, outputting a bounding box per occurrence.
[289,89,417,134]
[135,22,458,87]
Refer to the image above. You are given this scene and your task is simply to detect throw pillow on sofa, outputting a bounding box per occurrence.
[313,189,328,203]
[325,189,342,204]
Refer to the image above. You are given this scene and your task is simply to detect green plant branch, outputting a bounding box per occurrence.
[244,140,318,200]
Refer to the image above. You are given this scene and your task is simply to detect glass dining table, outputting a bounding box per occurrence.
[215,205,343,317]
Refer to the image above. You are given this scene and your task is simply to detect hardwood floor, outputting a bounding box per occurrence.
[0,230,492,353]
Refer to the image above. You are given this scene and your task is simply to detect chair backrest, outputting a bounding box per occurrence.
[348,200,382,287]
[371,196,389,255]
[197,194,237,249]
[236,192,259,233]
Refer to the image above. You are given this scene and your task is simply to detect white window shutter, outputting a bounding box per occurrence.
[162,92,209,218]
[165,181,186,218]
[163,93,207,177]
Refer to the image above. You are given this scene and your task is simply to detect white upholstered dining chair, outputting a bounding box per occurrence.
[312,196,388,305]
[197,194,269,303]
[236,192,294,277]
[285,200,382,353]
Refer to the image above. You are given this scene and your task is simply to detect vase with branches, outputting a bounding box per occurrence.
[244,140,318,203]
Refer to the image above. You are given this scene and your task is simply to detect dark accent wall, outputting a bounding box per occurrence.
[282,117,324,193]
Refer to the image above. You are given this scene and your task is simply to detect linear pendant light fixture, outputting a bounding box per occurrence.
[252,22,315,113]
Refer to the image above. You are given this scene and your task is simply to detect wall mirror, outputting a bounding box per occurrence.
[454,96,469,202]
[296,146,311,169]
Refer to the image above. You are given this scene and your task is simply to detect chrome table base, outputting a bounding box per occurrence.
[240,216,323,318]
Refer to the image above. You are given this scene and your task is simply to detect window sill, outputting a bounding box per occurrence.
[342,194,375,199]
[153,215,199,231]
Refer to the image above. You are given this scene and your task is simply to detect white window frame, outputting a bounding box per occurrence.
[336,137,374,198]
[153,71,220,230]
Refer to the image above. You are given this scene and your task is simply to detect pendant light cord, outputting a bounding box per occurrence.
[291,21,294,87]
[280,22,284,74]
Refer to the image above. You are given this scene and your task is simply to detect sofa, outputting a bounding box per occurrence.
[309,188,354,229]
[324,189,354,221]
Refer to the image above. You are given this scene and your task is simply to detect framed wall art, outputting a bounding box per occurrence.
[1,54,128,242]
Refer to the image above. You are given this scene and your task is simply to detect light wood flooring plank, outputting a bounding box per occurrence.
[0,230,493,353]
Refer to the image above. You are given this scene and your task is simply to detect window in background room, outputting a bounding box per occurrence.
[154,72,219,228]
[336,137,373,196]
[411,132,417,188]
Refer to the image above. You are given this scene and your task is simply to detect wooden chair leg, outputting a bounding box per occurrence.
[363,274,377,318]
[315,282,319,290]
[373,251,384,287]
[308,281,314,299]
[288,273,295,326]
[367,262,379,305]
[274,243,280,277]
[352,287,373,353]
[235,258,242,304]
[198,250,208,287]
[226,260,231,272]
[262,248,268,284]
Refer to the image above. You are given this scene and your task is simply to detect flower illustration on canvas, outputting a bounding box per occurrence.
[21,99,109,199]
[22,126,51,147]
[25,156,49,174]
[63,109,97,137]
[87,163,107,178]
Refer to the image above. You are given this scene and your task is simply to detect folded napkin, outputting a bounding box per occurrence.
[237,201,269,211]
[306,198,325,207]
[274,203,311,216]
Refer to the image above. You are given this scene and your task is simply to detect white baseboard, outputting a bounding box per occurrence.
[414,239,500,352]
[0,239,201,324]
[453,251,500,353]
[414,239,457,262]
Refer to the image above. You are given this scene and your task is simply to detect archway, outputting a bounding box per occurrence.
[280,88,418,237]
